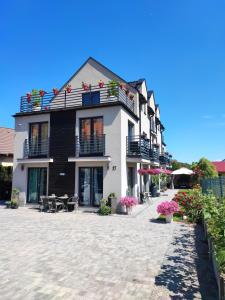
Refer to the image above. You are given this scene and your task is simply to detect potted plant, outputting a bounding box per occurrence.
[129,94,134,100]
[82,82,90,91]
[157,201,179,223]
[125,89,129,96]
[53,88,59,95]
[98,80,104,88]
[108,80,118,97]
[66,84,72,93]
[26,93,31,103]
[120,196,138,215]
[39,89,45,97]
[32,89,41,111]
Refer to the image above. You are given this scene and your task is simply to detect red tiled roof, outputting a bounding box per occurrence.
[0,127,14,155]
[212,161,225,173]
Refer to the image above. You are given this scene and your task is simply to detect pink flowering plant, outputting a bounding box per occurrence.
[157,201,179,216]
[120,196,138,208]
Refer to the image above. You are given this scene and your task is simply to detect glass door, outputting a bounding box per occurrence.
[79,168,91,206]
[127,167,135,196]
[79,167,103,207]
[27,168,47,203]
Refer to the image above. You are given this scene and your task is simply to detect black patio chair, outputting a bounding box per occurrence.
[39,196,49,212]
[67,195,79,212]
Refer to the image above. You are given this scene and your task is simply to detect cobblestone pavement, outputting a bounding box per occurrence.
[0,190,218,300]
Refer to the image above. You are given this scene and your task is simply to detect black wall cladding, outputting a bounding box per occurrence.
[49,110,75,196]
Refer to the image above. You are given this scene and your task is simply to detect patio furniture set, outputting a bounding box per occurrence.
[39,194,79,213]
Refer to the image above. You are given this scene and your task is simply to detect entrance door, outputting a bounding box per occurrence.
[127,167,135,196]
[27,168,47,203]
[79,167,103,206]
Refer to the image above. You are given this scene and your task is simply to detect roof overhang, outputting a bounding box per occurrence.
[17,158,53,164]
[126,157,150,164]
[68,156,111,162]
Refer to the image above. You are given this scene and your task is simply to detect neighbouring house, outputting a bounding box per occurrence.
[212,161,225,176]
[0,127,14,166]
[12,57,172,206]
[0,127,14,199]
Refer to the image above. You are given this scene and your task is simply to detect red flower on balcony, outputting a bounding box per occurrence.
[129,94,134,100]
[26,93,31,103]
[53,88,59,96]
[66,84,72,93]
[44,106,49,110]
[98,80,104,88]
[82,82,90,91]
[39,90,45,97]
[125,89,130,96]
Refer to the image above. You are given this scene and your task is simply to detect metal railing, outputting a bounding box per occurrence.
[23,139,49,158]
[149,145,159,162]
[20,84,135,114]
[126,135,150,160]
[75,135,105,156]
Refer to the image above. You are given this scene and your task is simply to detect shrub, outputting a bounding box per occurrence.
[173,189,204,223]
[157,201,179,216]
[98,198,111,215]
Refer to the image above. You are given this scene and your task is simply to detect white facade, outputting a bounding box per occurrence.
[13,57,171,206]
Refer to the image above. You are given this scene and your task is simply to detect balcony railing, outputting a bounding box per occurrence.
[20,84,135,114]
[149,145,159,162]
[126,136,150,160]
[75,135,105,157]
[159,152,172,165]
[23,139,49,158]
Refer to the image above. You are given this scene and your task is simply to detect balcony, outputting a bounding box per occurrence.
[23,139,49,158]
[159,152,172,166]
[126,136,150,160]
[19,84,135,115]
[149,145,159,162]
[75,135,105,157]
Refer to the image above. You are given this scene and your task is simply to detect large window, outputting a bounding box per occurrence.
[79,117,104,155]
[29,122,48,157]
[82,91,100,106]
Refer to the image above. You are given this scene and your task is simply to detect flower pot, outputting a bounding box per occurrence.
[98,81,104,88]
[165,214,173,223]
[39,90,45,97]
[126,206,132,215]
[33,105,41,111]
[53,88,59,95]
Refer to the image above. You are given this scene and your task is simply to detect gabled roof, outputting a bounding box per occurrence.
[147,90,153,99]
[60,57,137,94]
[128,79,145,90]
[212,161,225,173]
[0,127,14,155]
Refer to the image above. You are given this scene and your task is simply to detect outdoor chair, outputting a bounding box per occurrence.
[67,195,79,212]
[49,198,64,213]
[39,196,49,212]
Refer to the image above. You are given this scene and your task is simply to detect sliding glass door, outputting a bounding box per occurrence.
[79,167,103,207]
[27,168,47,203]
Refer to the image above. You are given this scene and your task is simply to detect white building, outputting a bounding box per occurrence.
[12,57,172,206]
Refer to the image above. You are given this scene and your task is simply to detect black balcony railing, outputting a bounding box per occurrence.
[24,139,49,158]
[149,145,159,162]
[20,84,135,114]
[126,136,150,160]
[75,135,105,156]
[159,152,172,165]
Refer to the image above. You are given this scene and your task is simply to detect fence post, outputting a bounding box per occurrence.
[219,176,224,198]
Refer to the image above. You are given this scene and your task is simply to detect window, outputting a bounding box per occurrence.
[82,91,100,106]
[127,167,135,196]
[128,121,134,139]
[29,122,48,157]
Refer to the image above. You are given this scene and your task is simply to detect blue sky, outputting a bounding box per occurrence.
[1,0,225,163]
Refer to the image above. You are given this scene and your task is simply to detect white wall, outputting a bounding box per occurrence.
[12,114,50,203]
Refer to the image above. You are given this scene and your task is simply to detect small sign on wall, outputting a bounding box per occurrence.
[59,173,66,176]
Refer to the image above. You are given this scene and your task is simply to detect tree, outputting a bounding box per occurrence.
[171,160,191,171]
[193,157,218,179]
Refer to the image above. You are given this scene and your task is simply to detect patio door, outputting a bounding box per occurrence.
[79,167,103,207]
[27,168,47,203]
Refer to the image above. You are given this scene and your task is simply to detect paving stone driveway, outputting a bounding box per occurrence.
[0,191,218,300]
